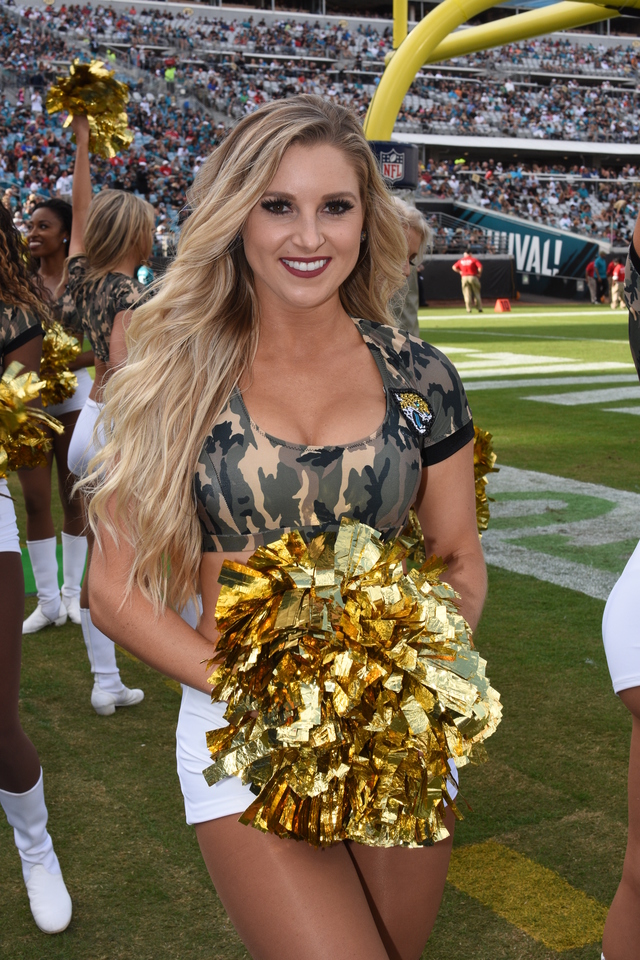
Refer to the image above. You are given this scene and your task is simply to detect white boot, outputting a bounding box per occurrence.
[60,532,87,625]
[23,538,67,634]
[80,608,144,716]
[0,770,72,934]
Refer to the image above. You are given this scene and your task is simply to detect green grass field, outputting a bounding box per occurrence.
[1,304,637,959]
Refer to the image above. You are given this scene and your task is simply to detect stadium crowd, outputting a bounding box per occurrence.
[1,0,639,247]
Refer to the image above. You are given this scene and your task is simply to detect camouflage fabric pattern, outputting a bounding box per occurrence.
[62,256,146,363]
[1,302,42,376]
[195,318,473,552]
[625,244,640,380]
[54,287,83,339]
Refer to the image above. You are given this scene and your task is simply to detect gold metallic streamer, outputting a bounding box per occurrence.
[403,425,499,561]
[0,362,64,477]
[40,322,80,407]
[473,425,499,534]
[45,59,133,158]
[205,518,502,848]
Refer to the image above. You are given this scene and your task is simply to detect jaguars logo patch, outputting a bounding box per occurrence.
[392,390,434,436]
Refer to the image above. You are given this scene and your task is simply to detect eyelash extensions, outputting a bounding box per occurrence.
[260,197,355,216]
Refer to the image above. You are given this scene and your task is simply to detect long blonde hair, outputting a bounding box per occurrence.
[83,95,407,615]
[83,189,155,282]
[392,197,433,262]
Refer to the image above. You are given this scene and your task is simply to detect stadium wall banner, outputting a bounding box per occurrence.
[368,142,419,190]
[452,203,601,295]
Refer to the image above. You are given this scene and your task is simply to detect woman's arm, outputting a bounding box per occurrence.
[414,438,487,631]
[90,515,215,693]
[67,115,92,259]
[108,310,131,372]
[68,347,95,372]
[5,334,43,380]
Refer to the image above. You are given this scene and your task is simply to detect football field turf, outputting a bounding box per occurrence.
[1,304,637,959]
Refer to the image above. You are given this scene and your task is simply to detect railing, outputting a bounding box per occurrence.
[422,210,510,255]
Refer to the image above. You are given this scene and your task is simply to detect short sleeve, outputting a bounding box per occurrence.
[65,256,88,296]
[113,276,146,315]
[408,338,475,466]
[1,303,43,368]
[626,241,640,380]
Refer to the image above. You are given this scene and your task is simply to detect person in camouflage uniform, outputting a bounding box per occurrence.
[86,97,487,960]
[0,203,72,934]
[601,224,640,960]
[388,198,431,339]
[63,115,152,718]
[20,180,94,637]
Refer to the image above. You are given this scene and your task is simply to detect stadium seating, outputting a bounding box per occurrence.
[1,0,638,249]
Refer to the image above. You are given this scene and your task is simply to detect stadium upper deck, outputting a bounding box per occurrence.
[2,0,639,248]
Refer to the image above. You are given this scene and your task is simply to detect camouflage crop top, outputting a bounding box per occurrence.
[61,256,146,363]
[195,318,474,553]
[1,302,43,377]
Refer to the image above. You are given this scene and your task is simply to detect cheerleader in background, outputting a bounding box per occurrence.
[20,191,95,633]
[0,203,72,934]
[390,198,431,338]
[601,213,640,960]
[65,115,152,716]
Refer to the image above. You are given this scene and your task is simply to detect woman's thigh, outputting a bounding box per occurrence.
[53,410,85,521]
[619,689,640,865]
[346,809,455,960]
[195,815,390,960]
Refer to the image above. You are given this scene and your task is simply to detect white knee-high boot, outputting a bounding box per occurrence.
[0,770,72,934]
[80,608,144,716]
[23,538,66,634]
[60,533,87,625]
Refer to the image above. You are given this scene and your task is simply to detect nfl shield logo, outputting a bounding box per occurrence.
[380,149,404,183]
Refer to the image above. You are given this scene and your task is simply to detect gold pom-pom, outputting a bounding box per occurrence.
[45,59,133,158]
[40,322,80,407]
[0,362,64,477]
[474,425,499,534]
[402,425,499,560]
[204,518,502,848]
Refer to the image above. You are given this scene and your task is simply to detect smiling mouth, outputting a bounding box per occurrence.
[280,257,331,278]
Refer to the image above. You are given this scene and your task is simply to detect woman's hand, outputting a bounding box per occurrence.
[70,113,90,146]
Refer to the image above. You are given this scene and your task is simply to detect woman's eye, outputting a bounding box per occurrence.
[260,198,290,215]
[325,199,355,216]
[409,256,417,266]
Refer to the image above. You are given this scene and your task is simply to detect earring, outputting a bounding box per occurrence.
[63,238,68,243]
[360,230,367,243]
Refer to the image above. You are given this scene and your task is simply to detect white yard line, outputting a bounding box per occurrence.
[424,326,626,345]
[463,362,633,378]
[467,374,639,391]
[483,466,640,601]
[524,386,640,406]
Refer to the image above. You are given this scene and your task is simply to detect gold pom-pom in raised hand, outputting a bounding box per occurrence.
[40,322,80,407]
[45,59,133,158]
[0,362,64,477]
[204,518,501,848]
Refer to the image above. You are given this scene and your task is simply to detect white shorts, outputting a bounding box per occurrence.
[46,367,93,418]
[67,397,105,478]
[176,684,255,825]
[0,479,21,554]
[603,539,640,693]
[175,686,459,826]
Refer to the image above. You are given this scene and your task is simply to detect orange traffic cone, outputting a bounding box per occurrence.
[494,299,511,312]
